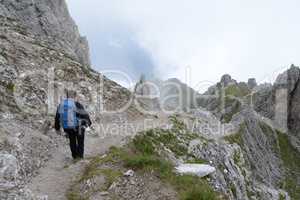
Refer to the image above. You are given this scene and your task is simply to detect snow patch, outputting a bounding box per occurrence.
[175,164,216,177]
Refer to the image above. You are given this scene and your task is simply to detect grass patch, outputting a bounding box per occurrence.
[224,124,245,145]
[66,191,88,200]
[66,147,125,200]
[277,130,300,200]
[125,131,221,200]
[230,183,237,198]
[222,97,241,123]
[125,154,169,170]
[132,131,157,155]
[233,150,241,164]
[79,156,113,182]
[225,85,250,98]
[224,133,242,145]
[100,169,122,190]
[259,122,274,137]
[279,193,286,200]
[160,134,188,157]
[67,116,221,200]
[217,95,241,123]
[169,115,187,130]
[6,82,15,93]
[259,122,279,153]
[175,175,219,200]
[136,128,189,158]
[186,157,208,164]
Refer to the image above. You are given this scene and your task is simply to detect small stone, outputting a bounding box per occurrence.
[108,182,117,190]
[86,179,92,187]
[99,191,109,196]
[130,179,136,185]
[100,154,107,159]
[124,169,134,177]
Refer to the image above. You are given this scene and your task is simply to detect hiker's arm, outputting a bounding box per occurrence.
[54,106,61,131]
[76,102,92,127]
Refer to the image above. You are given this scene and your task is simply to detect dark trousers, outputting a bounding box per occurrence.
[64,128,85,159]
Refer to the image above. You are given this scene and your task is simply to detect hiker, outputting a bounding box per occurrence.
[54,90,92,159]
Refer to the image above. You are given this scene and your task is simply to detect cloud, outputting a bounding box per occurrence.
[67,0,300,89]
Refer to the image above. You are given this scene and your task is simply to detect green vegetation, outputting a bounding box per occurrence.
[126,131,221,200]
[133,125,194,158]
[79,149,122,182]
[259,122,274,137]
[117,116,218,199]
[66,192,88,200]
[279,193,286,200]
[233,150,247,178]
[67,116,221,200]
[259,122,280,153]
[216,84,248,123]
[6,82,15,93]
[132,131,157,155]
[225,85,250,98]
[186,157,208,164]
[233,150,241,164]
[132,128,189,157]
[66,147,124,200]
[230,183,237,198]
[246,187,257,199]
[222,96,242,123]
[223,124,245,146]
[169,115,187,130]
[100,169,122,190]
[276,130,300,200]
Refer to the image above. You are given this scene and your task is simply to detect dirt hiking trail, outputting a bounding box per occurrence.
[27,117,167,200]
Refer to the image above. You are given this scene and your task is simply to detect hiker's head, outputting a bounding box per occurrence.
[65,89,77,99]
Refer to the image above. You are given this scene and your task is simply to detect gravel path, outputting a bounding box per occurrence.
[27,118,167,200]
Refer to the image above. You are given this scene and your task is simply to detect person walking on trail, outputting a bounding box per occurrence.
[54,90,92,160]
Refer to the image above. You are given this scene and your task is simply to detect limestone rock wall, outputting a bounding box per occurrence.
[0,0,90,66]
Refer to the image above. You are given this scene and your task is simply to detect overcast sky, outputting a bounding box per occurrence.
[66,0,300,90]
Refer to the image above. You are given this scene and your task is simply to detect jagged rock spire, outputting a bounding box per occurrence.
[220,74,237,87]
[247,78,257,89]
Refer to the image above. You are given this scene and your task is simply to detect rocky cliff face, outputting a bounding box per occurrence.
[186,69,299,199]
[252,65,300,141]
[186,107,295,200]
[0,0,90,66]
[0,11,143,199]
